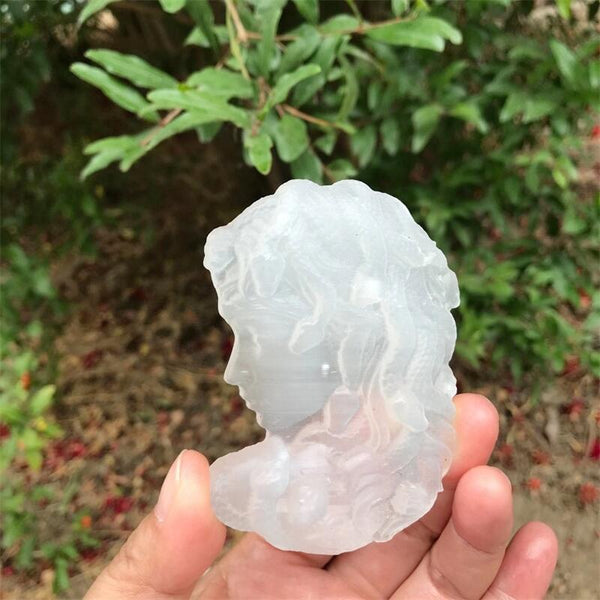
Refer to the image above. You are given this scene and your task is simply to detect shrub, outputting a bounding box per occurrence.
[70,0,598,382]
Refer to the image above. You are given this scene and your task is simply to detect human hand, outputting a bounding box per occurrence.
[85,394,558,600]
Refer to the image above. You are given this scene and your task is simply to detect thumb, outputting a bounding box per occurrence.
[85,450,226,600]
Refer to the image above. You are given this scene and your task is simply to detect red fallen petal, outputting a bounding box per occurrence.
[20,372,31,390]
[532,449,552,465]
[579,289,592,310]
[591,124,600,139]
[562,397,585,418]
[67,440,87,459]
[104,496,135,515]
[80,515,92,529]
[0,423,10,440]
[495,443,514,468]
[588,438,600,461]
[2,565,15,577]
[579,482,599,505]
[129,287,147,303]
[561,356,581,376]
[525,477,542,491]
[81,349,103,369]
[80,548,101,562]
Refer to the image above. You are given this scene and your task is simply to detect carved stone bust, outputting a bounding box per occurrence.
[204,179,459,554]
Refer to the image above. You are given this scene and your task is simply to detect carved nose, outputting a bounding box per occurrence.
[224,348,254,387]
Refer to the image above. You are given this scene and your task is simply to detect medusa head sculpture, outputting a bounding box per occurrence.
[203,179,460,554]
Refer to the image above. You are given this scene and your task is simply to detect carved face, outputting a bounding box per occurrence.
[221,303,342,433]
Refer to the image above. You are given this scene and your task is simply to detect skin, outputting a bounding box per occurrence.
[85,394,558,600]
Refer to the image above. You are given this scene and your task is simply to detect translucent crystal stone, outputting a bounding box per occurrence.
[204,179,459,554]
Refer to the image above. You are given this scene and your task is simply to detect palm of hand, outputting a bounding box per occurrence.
[86,395,557,600]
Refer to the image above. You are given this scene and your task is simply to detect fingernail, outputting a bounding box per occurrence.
[155,449,187,523]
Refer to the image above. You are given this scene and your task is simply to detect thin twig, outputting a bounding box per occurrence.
[140,109,181,147]
[282,104,346,131]
[224,0,248,44]
[245,15,414,42]
[225,7,250,80]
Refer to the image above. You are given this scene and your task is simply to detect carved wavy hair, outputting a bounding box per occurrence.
[204,179,459,434]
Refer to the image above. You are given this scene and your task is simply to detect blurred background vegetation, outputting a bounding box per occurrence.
[1,0,599,597]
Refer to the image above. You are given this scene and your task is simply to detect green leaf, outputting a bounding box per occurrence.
[380,117,400,155]
[196,121,222,143]
[26,449,43,471]
[391,0,409,16]
[256,0,285,76]
[30,384,56,416]
[184,25,228,47]
[70,63,158,121]
[77,0,117,28]
[292,0,319,23]
[186,0,219,51]
[338,55,359,120]
[146,89,251,128]
[16,537,35,569]
[523,97,557,123]
[81,150,125,179]
[244,132,273,175]
[84,135,139,155]
[291,36,341,106]
[85,50,177,89]
[562,206,587,235]
[350,125,377,168]
[158,0,186,12]
[327,158,357,180]
[550,39,576,84]
[277,25,320,76]
[273,114,309,163]
[291,148,323,183]
[499,91,524,122]
[319,14,360,34]
[552,168,567,189]
[449,101,488,133]
[556,0,571,19]
[366,16,462,52]
[314,130,337,155]
[267,64,322,110]
[411,104,443,152]
[53,557,70,594]
[186,68,254,99]
[589,60,600,89]
[81,135,145,179]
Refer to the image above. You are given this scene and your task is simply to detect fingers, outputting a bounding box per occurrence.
[392,466,513,600]
[326,393,499,598]
[483,522,558,600]
[85,450,226,600]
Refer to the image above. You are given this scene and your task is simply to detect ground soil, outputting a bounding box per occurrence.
[2,133,599,600]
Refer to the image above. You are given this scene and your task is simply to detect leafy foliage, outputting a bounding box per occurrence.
[67,0,597,379]
[1,139,104,593]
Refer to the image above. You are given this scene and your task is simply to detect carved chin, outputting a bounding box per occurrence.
[255,409,309,432]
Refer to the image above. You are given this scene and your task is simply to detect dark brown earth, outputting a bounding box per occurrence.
[3,135,599,599]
